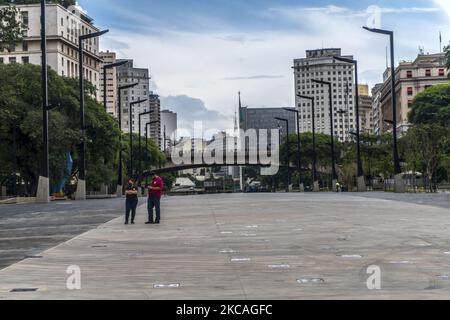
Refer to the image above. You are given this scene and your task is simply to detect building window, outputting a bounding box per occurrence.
[406,70,412,78]
[22,42,28,52]
[425,69,431,77]
[21,11,29,27]
[0,58,3,64]
[9,57,16,64]
[439,69,445,76]
[21,56,29,64]
[407,87,413,96]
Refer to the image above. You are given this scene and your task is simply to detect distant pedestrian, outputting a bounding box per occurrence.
[146,173,164,224]
[335,182,341,193]
[125,179,139,225]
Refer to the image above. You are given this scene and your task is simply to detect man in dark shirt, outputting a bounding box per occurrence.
[125,179,139,225]
[146,174,164,224]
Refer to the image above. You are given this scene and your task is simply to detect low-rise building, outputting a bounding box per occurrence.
[379,53,449,135]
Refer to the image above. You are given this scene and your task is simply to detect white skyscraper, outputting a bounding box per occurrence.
[294,48,356,142]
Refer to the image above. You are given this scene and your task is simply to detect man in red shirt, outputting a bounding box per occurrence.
[146,173,164,224]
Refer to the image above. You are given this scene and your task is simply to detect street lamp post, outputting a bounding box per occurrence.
[36,0,50,203]
[102,60,128,111]
[145,120,159,185]
[129,99,148,179]
[116,83,139,196]
[297,94,319,192]
[363,26,403,193]
[275,117,291,192]
[283,108,304,192]
[333,56,366,191]
[75,29,109,201]
[138,108,152,184]
[311,79,338,190]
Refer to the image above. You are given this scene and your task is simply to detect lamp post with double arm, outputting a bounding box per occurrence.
[138,108,152,184]
[145,120,159,185]
[129,99,148,179]
[116,82,139,196]
[297,94,319,192]
[311,79,338,189]
[333,56,366,191]
[76,28,109,200]
[363,26,403,192]
[283,108,304,192]
[275,117,291,192]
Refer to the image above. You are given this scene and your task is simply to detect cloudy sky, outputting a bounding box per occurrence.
[78,0,450,131]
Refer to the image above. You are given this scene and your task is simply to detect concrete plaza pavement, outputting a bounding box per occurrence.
[1,192,450,299]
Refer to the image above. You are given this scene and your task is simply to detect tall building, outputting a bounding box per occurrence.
[240,107,297,150]
[161,109,177,151]
[294,48,356,142]
[99,51,119,117]
[371,83,383,136]
[0,3,103,100]
[149,92,162,148]
[116,60,150,135]
[379,52,449,135]
[357,84,373,134]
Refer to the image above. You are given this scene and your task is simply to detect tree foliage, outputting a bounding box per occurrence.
[408,84,450,126]
[0,4,26,52]
[0,63,165,196]
[400,125,449,191]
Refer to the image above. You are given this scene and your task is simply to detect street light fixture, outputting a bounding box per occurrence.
[76,28,109,200]
[102,60,128,111]
[275,117,291,192]
[138,109,154,184]
[311,79,338,188]
[129,99,148,179]
[333,56,366,191]
[363,26,402,192]
[297,94,319,192]
[116,82,139,195]
[283,108,304,192]
[145,120,159,185]
[36,0,50,203]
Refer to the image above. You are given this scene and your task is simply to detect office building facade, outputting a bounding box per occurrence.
[294,48,356,142]
[0,3,103,100]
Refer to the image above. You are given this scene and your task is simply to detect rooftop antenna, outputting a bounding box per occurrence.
[439,31,442,53]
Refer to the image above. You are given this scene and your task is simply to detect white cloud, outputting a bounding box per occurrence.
[434,0,450,18]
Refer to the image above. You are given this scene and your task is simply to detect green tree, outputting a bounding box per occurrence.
[408,84,450,126]
[0,4,27,52]
[402,125,449,192]
[0,64,166,196]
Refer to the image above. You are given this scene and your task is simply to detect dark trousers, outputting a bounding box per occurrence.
[125,198,138,223]
[147,197,161,222]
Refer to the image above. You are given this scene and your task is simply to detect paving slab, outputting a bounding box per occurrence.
[1,193,450,300]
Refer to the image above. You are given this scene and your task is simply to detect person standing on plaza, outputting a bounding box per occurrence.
[125,179,139,225]
[146,173,164,224]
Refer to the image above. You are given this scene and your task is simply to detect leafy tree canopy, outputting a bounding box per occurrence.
[408,84,450,126]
